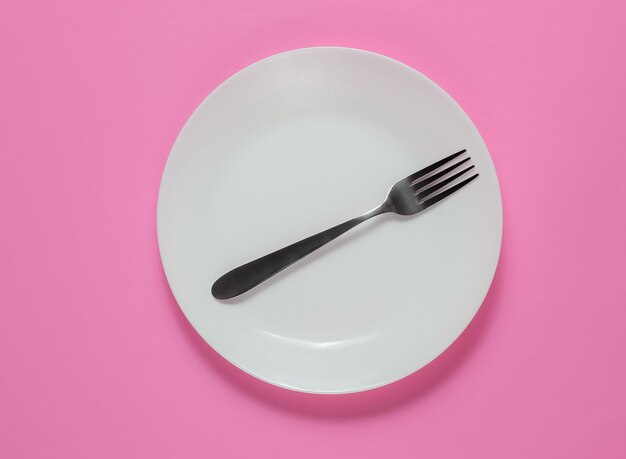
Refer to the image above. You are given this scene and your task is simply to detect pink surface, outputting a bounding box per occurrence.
[1,0,625,457]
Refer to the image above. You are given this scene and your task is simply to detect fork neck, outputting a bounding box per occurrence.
[358,201,392,222]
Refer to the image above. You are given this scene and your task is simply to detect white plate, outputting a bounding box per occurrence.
[157,47,502,394]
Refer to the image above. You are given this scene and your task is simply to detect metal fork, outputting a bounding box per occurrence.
[212,149,478,300]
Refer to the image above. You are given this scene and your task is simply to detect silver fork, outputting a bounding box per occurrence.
[212,149,478,300]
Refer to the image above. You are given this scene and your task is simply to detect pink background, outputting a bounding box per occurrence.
[1,0,625,457]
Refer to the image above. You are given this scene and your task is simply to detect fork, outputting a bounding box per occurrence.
[212,149,478,300]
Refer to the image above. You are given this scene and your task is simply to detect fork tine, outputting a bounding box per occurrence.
[407,149,466,182]
[412,157,471,190]
[421,173,479,209]
[417,165,475,199]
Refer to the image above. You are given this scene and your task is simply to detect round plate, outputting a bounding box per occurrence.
[157,47,502,394]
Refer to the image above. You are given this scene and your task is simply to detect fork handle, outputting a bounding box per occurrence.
[212,204,389,300]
